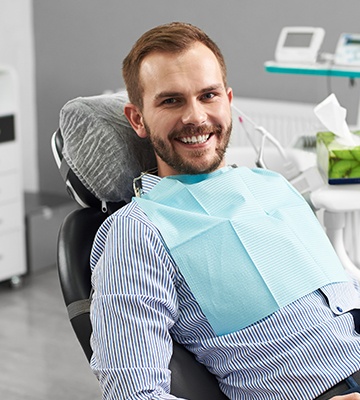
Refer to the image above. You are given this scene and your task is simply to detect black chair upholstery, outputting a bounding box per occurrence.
[54,130,228,399]
[57,207,106,362]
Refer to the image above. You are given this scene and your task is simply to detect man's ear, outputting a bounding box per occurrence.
[227,87,233,104]
[124,103,147,138]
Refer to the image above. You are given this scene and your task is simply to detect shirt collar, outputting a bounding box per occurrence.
[140,172,161,195]
[138,165,237,196]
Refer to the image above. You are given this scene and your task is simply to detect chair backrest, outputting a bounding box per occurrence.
[57,207,106,361]
[53,123,228,399]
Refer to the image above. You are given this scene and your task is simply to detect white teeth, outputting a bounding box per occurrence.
[179,134,210,144]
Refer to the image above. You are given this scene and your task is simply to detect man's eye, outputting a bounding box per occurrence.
[163,98,177,105]
[202,93,215,100]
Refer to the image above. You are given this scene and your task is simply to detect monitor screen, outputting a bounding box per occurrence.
[284,33,313,48]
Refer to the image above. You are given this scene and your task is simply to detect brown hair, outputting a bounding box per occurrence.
[122,22,228,109]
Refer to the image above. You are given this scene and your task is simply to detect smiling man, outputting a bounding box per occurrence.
[123,40,233,177]
[90,22,360,400]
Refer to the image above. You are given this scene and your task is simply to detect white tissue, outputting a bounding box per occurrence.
[314,93,360,146]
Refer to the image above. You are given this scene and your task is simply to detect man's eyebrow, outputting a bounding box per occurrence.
[154,91,183,101]
[199,84,224,93]
[154,84,225,101]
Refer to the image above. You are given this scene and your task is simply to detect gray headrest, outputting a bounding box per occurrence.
[59,91,156,204]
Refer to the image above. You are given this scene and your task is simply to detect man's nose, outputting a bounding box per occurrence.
[181,100,207,126]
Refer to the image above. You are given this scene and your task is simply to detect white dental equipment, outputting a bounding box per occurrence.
[231,104,323,197]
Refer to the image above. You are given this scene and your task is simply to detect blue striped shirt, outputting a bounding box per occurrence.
[90,173,360,400]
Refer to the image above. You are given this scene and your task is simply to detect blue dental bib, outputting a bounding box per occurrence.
[134,167,347,336]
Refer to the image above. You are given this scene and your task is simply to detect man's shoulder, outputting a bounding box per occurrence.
[90,200,165,269]
[101,200,158,235]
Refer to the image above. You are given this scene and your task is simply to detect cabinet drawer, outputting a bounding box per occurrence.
[0,143,19,172]
[0,202,23,233]
[0,229,26,281]
[0,172,21,203]
[0,115,15,144]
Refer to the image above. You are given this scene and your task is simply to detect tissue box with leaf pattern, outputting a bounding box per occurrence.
[316,131,360,184]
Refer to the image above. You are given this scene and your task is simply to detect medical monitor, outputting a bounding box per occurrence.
[334,33,360,66]
[275,27,325,63]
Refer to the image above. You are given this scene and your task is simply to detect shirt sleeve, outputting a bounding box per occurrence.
[90,210,185,400]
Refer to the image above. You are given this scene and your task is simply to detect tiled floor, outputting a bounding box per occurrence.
[0,267,101,399]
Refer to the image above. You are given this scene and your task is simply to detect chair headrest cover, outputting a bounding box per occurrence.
[59,92,156,204]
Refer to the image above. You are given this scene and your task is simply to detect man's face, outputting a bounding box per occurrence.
[131,42,233,177]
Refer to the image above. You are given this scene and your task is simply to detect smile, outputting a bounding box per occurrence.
[177,134,211,144]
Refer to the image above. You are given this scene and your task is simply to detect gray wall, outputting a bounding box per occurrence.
[33,0,360,195]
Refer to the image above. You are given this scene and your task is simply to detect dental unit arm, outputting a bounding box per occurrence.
[231,104,324,198]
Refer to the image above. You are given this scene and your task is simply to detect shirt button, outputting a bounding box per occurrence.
[336,306,343,312]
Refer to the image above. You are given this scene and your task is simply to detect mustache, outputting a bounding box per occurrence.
[169,124,223,140]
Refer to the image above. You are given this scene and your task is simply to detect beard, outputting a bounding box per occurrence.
[144,120,233,175]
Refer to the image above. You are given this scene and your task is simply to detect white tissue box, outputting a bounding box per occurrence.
[316,131,360,184]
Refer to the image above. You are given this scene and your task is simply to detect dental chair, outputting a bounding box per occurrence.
[52,92,228,399]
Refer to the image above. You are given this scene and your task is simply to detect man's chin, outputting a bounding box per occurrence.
[175,157,225,175]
